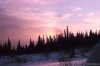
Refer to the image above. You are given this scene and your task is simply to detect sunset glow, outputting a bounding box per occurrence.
[0,0,100,45]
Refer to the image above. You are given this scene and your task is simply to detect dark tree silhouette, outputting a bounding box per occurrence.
[27,38,35,54]
[0,26,99,56]
[35,36,45,53]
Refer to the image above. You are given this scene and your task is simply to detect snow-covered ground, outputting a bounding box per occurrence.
[0,51,89,66]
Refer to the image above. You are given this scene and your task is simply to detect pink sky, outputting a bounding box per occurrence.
[0,0,100,45]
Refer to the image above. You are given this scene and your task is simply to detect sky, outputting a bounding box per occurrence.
[0,0,100,46]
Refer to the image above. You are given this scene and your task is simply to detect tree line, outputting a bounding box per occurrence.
[0,26,100,56]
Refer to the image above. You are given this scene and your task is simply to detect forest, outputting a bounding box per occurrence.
[0,26,100,56]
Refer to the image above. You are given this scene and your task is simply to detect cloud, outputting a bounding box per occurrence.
[87,12,95,16]
[21,0,56,4]
[84,12,100,24]
[0,0,58,6]
[74,8,82,11]
[0,7,50,28]
[0,5,74,28]
[70,7,82,12]
[3,5,73,27]
[62,14,73,19]
[0,7,64,44]
[0,0,74,28]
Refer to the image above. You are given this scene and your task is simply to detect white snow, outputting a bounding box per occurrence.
[0,51,89,66]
